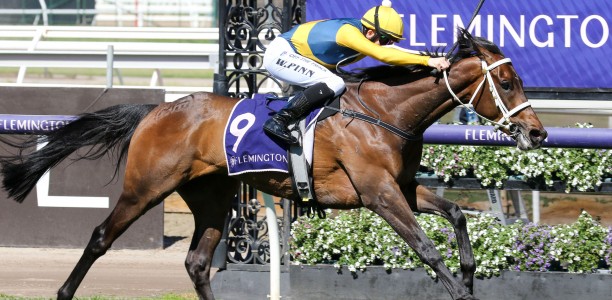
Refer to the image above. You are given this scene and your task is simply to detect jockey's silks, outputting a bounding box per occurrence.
[279,18,430,69]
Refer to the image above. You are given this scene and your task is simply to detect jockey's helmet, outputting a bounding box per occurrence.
[361,1,404,41]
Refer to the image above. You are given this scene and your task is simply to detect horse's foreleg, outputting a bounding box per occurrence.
[363,177,476,300]
[178,175,239,300]
[57,183,174,299]
[408,183,476,294]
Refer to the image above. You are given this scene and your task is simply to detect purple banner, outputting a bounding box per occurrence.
[1,114,610,149]
[0,114,75,134]
[423,125,612,149]
[305,0,612,89]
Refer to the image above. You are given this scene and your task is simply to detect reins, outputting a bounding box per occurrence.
[324,105,423,141]
[324,78,423,142]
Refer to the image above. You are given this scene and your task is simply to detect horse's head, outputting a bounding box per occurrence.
[449,29,547,150]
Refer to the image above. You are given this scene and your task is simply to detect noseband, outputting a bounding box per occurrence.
[443,57,531,132]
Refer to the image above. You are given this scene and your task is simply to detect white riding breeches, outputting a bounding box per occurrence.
[263,37,346,97]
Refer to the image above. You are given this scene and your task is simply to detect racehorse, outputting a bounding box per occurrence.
[0,29,546,300]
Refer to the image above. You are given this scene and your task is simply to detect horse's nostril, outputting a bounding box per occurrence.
[530,129,547,142]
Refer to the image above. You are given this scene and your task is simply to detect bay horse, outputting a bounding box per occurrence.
[0,29,546,300]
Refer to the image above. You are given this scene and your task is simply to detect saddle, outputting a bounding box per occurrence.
[223,93,340,218]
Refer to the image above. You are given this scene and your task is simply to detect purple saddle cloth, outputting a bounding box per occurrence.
[224,93,321,175]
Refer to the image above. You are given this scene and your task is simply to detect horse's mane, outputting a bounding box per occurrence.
[341,28,504,83]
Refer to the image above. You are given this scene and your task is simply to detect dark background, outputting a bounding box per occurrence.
[0,87,165,249]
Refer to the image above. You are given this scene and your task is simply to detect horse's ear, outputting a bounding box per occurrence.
[456,27,481,56]
[456,27,470,49]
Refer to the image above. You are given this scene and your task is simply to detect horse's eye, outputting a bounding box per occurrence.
[500,80,511,90]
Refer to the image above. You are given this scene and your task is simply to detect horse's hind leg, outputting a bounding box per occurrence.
[178,175,239,300]
[57,173,180,299]
[407,183,476,294]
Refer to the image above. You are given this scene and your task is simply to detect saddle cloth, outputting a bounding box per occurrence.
[223,93,322,176]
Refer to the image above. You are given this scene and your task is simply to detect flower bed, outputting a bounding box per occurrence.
[420,124,612,192]
[290,210,612,277]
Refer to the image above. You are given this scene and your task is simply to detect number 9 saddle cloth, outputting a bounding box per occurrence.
[224,93,323,176]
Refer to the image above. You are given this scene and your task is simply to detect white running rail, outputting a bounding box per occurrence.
[0,0,214,27]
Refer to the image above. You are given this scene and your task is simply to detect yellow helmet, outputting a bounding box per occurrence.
[361,1,404,40]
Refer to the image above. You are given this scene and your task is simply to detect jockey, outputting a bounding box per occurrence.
[262,0,450,144]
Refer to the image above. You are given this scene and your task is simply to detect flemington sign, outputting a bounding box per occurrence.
[306,0,611,89]
[0,114,75,134]
[424,124,612,149]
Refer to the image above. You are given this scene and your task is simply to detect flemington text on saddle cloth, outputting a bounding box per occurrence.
[223,94,322,175]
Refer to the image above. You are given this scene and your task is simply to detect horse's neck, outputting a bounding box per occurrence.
[400,83,459,133]
[345,61,483,136]
[396,65,485,133]
[353,79,456,135]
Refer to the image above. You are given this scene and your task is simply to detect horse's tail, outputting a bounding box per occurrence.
[0,104,157,203]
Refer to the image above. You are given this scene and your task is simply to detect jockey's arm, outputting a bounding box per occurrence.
[336,25,430,67]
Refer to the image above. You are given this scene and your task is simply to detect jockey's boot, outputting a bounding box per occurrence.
[264,82,335,144]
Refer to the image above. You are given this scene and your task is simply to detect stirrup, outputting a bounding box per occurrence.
[268,129,298,145]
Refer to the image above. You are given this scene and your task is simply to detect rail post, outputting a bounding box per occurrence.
[106,45,114,88]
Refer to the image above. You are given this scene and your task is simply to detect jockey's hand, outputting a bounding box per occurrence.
[428,57,450,71]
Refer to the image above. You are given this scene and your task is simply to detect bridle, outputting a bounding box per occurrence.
[443,57,532,134]
[329,56,532,142]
